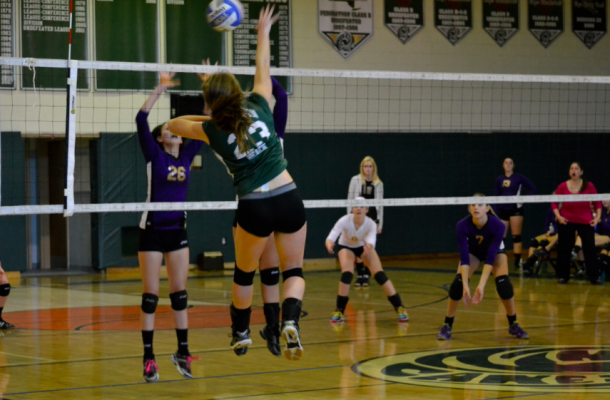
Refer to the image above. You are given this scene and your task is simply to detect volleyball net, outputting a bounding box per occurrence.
[1,57,610,216]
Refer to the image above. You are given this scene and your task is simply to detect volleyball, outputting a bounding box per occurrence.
[207,0,244,32]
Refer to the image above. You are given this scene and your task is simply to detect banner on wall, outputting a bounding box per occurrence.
[572,0,606,49]
[434,0,472,45]
[528,0,564,48]
[319,0,374,59]
[482,0,519,47]
[384,0,424,44]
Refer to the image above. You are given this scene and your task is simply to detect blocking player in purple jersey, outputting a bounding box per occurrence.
[494,158,537,270]
[226,75,288,356]
[135,72,203,382]
[437,194,529,341]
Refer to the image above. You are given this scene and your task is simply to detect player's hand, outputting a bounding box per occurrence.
[557,215,568,225]
[325,240,335,254]
[197,59,218,83]
[257,4,279,36]
[472,286,485,305]
[377,228,382,234]
[362,243,373,257]
[462,286,472,307]
[159,71,179,88]
[590,216,600,227]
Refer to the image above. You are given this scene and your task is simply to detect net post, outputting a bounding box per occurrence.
[63,60,78,217]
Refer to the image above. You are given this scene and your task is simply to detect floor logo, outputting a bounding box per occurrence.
[355,346,610,393]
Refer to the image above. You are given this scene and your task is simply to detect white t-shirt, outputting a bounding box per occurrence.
[327,214,377,249]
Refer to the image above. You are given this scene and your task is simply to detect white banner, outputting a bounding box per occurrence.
[318,0,374,59]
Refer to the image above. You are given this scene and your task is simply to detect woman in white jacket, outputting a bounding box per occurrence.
[347,156,384,287]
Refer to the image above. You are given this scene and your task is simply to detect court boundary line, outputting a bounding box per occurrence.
[2,320,609,370]
[2,364,350,397]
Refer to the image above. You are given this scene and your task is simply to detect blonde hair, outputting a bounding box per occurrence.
[472,193,497,217]
[203,72,254,154]
[359,156,382,185]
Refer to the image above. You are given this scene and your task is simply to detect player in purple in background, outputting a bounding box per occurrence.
[494,158,537,271]
[437,194,528,341]
[135,72,203,383]
[0,261,14,330]
[596,201,610,275]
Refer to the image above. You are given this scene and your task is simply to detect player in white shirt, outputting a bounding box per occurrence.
[325,198,408,325]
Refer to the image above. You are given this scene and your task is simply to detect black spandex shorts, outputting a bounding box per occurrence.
[232,212,238,229]
[236,183,307,237]
[336,245,364,258]
[497,206,524,221]
[138,228,188,253]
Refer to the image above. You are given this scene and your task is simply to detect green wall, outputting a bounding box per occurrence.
[91,132,610,269]
[0,133,26,271]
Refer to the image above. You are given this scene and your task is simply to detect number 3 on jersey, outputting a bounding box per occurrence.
[231,112,271,159]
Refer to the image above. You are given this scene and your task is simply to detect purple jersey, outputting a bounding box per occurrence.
[135,110,203,229]
[543,208,558,236]
[597,208,610,236]
[457,214,506,266]
[494,173,537,211]
[271,77,287,141]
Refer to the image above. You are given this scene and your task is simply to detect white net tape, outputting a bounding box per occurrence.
[1,57,609,216]
[1,195,609,216]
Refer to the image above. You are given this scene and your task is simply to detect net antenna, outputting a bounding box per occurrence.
[64,0,77,217]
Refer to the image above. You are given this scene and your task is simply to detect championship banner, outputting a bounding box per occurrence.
[572,0,606,49]
[384,0,424,44]
[528,0,564,48]
[483,0,519,47]
[434,0,472,45]
[319,0,374,59]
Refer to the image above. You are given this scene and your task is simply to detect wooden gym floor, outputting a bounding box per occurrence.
[1,258,609,399]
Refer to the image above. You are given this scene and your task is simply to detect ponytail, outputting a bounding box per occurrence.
[203,72,254,154]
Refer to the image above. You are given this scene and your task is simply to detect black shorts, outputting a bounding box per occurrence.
[236,183,307,237]
[497,206,524,221]
[232,212,238,229]
[470,248,507,263]
[336,245,364,258]
[138,228,188,253]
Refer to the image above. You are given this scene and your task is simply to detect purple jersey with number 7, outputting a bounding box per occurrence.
[456,214,506,266]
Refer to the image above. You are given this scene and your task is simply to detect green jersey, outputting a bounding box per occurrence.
[203,93,288,198]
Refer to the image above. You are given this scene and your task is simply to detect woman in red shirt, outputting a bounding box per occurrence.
[552,162,602,284]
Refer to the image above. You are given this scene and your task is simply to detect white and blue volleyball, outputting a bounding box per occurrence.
[207,0,244,32]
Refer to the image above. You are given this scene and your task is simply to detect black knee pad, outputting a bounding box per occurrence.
[141,293,159,314]
[529,238,540,248]
[340,271,354,285]
[234,265,256,286]
[169,290,188,311]
[512,235,522,244]
[539,239,550,248]
[0,283,10,297]
[374,271,389,286]
[449,274,463,301]
[495,275,514,300]
[260,267,280,286]
[603,242,610,252]
[282,268,304,282]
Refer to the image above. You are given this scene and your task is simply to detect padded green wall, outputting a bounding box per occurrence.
[0,133,26,271]
[91,132,610,269]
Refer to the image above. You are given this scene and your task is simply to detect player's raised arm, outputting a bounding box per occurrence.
[253,4,279,103]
